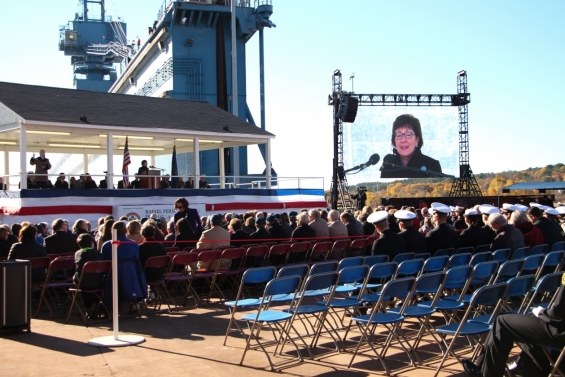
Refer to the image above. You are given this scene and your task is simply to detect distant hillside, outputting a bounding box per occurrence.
[342,164,565,207]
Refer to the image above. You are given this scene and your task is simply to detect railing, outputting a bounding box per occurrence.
[0,173,323,191]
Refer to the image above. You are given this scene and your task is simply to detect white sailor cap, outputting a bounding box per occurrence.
[394,210,416,221]
[556,207,565,215]
[530,202,542,208]
[501,203,519,212]
[464,209,479,217]
[538,205,550,211]
[514,204,529,212]
[545,208,559,216]
[430,202,451,214]
[558,202,565,207]
[479,204,500,215]
[367,210,389,224]
[449,206,457,212]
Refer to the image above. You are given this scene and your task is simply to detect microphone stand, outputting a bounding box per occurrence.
[380,162,454,178]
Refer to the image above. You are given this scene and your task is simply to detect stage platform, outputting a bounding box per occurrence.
[0,188,327,225]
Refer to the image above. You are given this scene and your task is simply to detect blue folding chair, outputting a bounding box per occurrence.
[550,241,565,252]
[474,244,491,254]
[511,246,530,260]
[271,264,310,303]
[494,259,525,283]
[445,261,499,305]
[492,248,511,263]
[338,256,365,271]
[530,244,549,255]
[520,254,545,276]
[420,255,449,275]
[469,251,492,266]
[433,282,509,377]
[353,261,398,295]
[536,250,565,281]
[392,252,415,264]
[347,277,417,374]
[239,275,303,370]
[523,272,563,313]
[224,266,277,346]
[309,260,338,276]
[393,258,424,279]
[434,248,454,257]
[363,255,389,266]
[454,246,474,255]
[447,253,472,269]
[414,252,431,260]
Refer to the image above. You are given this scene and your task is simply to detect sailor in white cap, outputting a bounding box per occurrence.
[526,206,563,249]
[514,204,529,212]
[425,202,457,254]
[479,204,500,243]
[458,208,489,248]
[555,206,565,233]
[501,203,519,221]
[368,211,406,259]
[395,210,426,253]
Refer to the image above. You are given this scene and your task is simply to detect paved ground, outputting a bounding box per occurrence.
[0,298,509,377]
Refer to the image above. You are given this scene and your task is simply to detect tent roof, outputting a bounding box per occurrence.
[502,181,565,191]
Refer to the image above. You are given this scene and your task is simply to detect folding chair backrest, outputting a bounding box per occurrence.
[337,265,369,285]
[414,271,446,295]
[363,255,389,266]
[264,275,301,296]
[474,244,491,254]
[495,259,525,283]
[301,271,338,293]
[268,244,290,256]
[241,266,277,284]
[470,282,508,308]
[27,257,51,269]
[455,246,474,255]
[165,247,179,253]
[368,261,398,280]
[492,248,511,262]
[470,251,492,266]
[198,250,222,262]
[530,244,549,255]
[289,242,309,254]
[380,277,416,301]
[48,254,60,261]
[472,261,499,284]
[277,264,309,279]
[171,252,198,267]
[392,252,415,264]
[395,258,424,277]
[144,255,171,269]
[328,239,350,260]
[522,254,545,273]
[532,272,563,297]
[348,239,368,257]
[542,250,565,270]
[311,241,332,255]
[414,252,431,260]
[49,256,76,272]
[511,246,530,260]
[506,274,536,298]
[444,265,474,290]
[434,248,454,257]
[222,247,246,260]
[551,241,565,252]
[309,261,338,275]
[447,253,472,268]
[246,245,269,257]
[338,256,364,270]
[422,255,449,273]
[79,260,112,288]
[167,250,187,259]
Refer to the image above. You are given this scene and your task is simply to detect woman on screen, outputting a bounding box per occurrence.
[380,114,442,178]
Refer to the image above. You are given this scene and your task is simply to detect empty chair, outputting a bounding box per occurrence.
[288,242,310,263]
[309,241,333,262]
[392,252,415,264]
[447,253,472,269]
[348,239,368,257]
[338,256,365,270]
[494,259,525,283]
[393,258,424,279]
[492,248,511,263]
[550,241,565,252]
[536,250,565,280]
[454,246,474,255]
[421,255,449,274]
[520,254,545,276]
[363,255,389,266]
[511,246,530,260]
[529,244,548,255]
[327,239,350,260]
[474,244,491,254]
[434,248,454,257]
[414,252,431,260]
[470,251,492,266]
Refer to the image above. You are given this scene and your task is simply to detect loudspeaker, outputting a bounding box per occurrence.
[338,97,358,123]
[158,41,165,50]
[129,76,135,85]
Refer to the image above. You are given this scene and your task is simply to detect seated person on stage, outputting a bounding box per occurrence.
[44,218,79,255]
[199,175,210,188]
[101,221,147,303]
[488,213,525,252]
[396,209,426,253]
[54,172,69,189]
[160,174,171,189]
[196,214,231,271]
[83,173,98,189]
[138,225,167,281]
[8,224,48,282]
[138,160,149,175]
[458,208,489,249]
[462,282,565,377]
[425,202,457,253]
[368,210,405,260]
[73,233,105,317]
[327,209,348,238]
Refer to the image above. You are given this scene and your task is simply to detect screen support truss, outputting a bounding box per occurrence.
[329,70,483,209]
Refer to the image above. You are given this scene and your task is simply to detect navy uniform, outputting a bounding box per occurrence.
[425,202,457,254]
[479,204,501,245]
[458,209,489,249]
[395,210,426,253]
[368,211,405,260]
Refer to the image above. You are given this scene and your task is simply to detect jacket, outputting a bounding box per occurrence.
[380,148,442,179]
[515,221,544,247]
[491,224,525,252]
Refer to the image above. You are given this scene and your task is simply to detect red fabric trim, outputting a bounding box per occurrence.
[1,206,113,216]
[205,201,327,211]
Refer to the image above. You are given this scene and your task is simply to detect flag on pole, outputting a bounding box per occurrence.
[171,143,179,188]
[122,136,131,187]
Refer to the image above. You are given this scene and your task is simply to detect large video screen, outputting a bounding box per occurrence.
[342,107,459,183]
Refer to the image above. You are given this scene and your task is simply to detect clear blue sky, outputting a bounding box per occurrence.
[1,0,563,188]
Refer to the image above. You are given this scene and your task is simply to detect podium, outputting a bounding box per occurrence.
[138,170,161,189]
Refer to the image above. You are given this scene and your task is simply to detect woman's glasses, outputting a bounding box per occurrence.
[395,131,415,140]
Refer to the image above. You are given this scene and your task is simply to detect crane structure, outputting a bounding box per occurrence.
[329,70,483,210]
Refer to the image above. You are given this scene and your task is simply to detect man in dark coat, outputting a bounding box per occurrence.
[458,209,489,249]
[488,213,525,252]
[30,149,51,189]
[54,173,69,189]
[173,197,202,236]
[44,218,79,254]
[369,211,405,259]
[266,215,288,243]
[425,202,457,254]
[138,225,167,282]
[528,206,563,249]
[250,217,272,244]
[0,227,11,258]
[395,210,426,253]
[479,204,499,244]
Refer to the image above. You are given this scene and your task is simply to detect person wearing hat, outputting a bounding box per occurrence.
[527,206,563,249]
[488,213,525,252]
[453,208,467,231]
[199,175,211,189]
[196,214,231,270]
[54,172,69,189]
[395,210,426,253]
[425,202,457,253]
[368,211,405,259]
[250,217,272,244]
[545,207,562,225]
[509,210,544,247]
[458,209,489,249]
[556,207,565,234]
[479,204,499,244]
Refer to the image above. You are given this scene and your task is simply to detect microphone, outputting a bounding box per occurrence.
[344,153,380,173]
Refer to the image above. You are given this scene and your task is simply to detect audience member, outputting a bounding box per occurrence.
[44,218,78,254]
[0,227,10,258]
[229,218,250,246]
[127,220,144,244]
[341,212,363,237]
[510,210,544,247]
[527,206,563,248]
[291,212,316,241]
[173,197,202,236]
[308,209,329,240]
[8,224,47,281]
[395,210,426,253]
[425,202,457,254]
[359,213,376,236]
[196,214,230,270]
[73,233,105,317]
[173,218,198,250]
[250,217,272,243]
[138,225,167,281]
[327,209,348,238]
[458,209,489,249]
[488,213,525,252]
[266,214,287,242]
[368,211,405,259]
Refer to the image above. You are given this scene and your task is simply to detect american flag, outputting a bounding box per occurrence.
[122,136,131,187]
